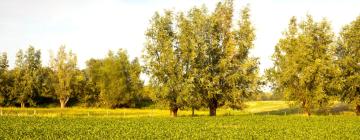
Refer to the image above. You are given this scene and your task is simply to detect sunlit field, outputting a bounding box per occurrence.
[0,101,356,117]
[1,101,359,139]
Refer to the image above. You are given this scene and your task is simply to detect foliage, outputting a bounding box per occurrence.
[85,50,144,108]
[50,46,77,108]
[266,15,341,115]
[143,0,260,116]
[336,16,360,115]
[0,52,10,106]
[10,46,42,107]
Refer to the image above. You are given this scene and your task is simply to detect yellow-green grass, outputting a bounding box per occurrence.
[1,115,360,139]
[0,101,356,117]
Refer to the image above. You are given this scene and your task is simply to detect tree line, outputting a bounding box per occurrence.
[0,0,359,116]
[0,46,149,109]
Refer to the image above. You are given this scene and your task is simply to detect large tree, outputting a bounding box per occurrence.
[193,1,237,116]
[266,15,341,116]
[144,10,185,116]
[336,16,360,115]
[144,0,260,116]
[50,46,78,108]
[177,10,200,116]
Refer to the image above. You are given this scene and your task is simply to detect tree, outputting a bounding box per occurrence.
[10,47,42,108]
[336,16,360,115]
[79,67,100,107]
[199,1,261,116]
[144,10,185,116]
[0,52,10,106]
[177,10,200,116]
[128,58,145,107]
[50,46,77,108]
[36,67,56,105]
[190,1,236,116]
[266,15,341,116]
[23,46,42,107]
[144,0,260,116]
[99,50,132,108]
[83,59,102,107]
[86,49,143,108]
[227,5,260,110]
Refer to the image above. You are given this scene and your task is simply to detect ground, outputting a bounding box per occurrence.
[0,101,359,139]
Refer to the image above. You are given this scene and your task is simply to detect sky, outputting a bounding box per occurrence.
[0,0,359,76]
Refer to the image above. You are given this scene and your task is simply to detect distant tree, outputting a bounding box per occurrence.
[79,67,99,107]
[11,47,42,107]
[37,67,56,104]
[23,46,42,106]
[12,50,27,107]
[128,58,144,107]
[50,46,77,108]
[266,15,341,116]
[86,49,143,108]
[100,50,131,108]
[336,16,360,115]
[0,52,10,106]
[83,59,102,107]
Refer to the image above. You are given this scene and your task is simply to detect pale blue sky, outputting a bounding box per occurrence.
[0,0,359,76]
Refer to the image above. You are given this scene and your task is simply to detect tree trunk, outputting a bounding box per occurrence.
[209,106,216,116]
[305,109,311,116]
[60,99,66,109]
[20,102,25,108]
[171,107,178,117]
[192,107,195,117]
[302,99,311,116]
[209,98,218,116]
[356,104,360,116]
[60,97,69,109]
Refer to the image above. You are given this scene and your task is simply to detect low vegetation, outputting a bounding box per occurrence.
[1,116,359,139]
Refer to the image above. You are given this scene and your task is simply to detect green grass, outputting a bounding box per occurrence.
[0,101,355,117]
[0,101,358,139]
[1,115,359,139]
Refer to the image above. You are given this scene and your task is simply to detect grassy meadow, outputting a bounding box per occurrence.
[1,115,360,139]
[1,101,359,139]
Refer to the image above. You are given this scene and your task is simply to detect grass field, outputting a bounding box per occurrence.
[0,101,355,117]
[0,101,359,139]
[1,116,359,139]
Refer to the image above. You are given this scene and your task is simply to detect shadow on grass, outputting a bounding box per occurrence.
[254,107,301,115]
[253,102,352,116]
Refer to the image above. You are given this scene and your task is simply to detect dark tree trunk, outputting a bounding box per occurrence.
[356,104,360,116]
[171,107,178,117]
[192,107,195,117]
[209,107,216,116]
[209,98,218,116]
[305,109,311,116]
